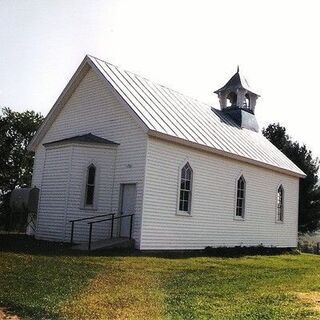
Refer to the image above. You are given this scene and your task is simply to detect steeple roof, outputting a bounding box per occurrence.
[214,68,260,97]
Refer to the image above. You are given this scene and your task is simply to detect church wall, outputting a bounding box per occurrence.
[141,136,299,250]
[36,144,118,243]
[32,68,148,248]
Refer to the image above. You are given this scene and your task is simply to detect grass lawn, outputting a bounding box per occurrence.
[1,235,320,319]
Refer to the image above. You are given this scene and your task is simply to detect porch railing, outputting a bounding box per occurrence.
[87,214,134,250]
[69,213,115,245]
[69,213,134,250]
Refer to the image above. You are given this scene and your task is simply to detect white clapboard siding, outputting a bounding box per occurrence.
[140,137,299,250]
[36,146,71,241]
[66,145,117,243]
[33,68,147,247]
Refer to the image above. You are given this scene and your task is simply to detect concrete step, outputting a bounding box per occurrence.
[72,237,134,251]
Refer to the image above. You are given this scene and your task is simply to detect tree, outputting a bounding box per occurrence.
[0,107,43,230]
[262,123,320,233]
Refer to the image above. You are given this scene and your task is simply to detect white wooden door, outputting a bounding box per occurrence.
[120,184,136,237]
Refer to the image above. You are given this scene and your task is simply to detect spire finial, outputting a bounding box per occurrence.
[237,65,239,73]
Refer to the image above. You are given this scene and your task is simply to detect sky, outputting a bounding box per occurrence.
[1,0,320,159]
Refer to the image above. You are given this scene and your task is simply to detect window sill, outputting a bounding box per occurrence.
[275,220,284,224]
[176,211,192,217]
[233,216,245,221]
[79,207,98,211]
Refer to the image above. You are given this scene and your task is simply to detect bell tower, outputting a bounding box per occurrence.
[214,67,260,132]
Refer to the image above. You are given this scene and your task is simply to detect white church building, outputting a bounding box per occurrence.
[28,55,305,250]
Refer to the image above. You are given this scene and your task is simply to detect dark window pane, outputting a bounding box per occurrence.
[277,186,284,221]
[86,185,94,205]
[182,180,187,190]
[179,163,192,212]
[88,166,96,185]
[183,191,188,201]
[235,176,245,217]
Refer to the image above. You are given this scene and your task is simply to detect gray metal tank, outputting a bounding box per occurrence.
[10,187,39,213]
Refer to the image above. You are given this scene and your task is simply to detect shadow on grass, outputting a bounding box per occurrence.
[0,234,106,319]
[0,234,311,320]
[0,233,299,259]
[0,301,59,320]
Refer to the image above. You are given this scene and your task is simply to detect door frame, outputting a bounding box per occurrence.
[118,183,137,237]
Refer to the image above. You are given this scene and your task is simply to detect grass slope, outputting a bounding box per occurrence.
[1,235,320,319]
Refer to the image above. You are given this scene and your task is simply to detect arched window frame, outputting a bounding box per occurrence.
[83,163,97,209]
[276,184,284,223]
[234,174,246,220]
[177,160,193,215]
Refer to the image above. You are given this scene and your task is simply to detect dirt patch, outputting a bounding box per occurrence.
[0,308,20,320]
[296,292,320,312]
[59,261,165,320]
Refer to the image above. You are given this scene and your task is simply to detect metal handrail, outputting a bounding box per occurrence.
[88,214,134,225]
[69,213,114,223]
[69,213,116,244]
[87,214,134,250]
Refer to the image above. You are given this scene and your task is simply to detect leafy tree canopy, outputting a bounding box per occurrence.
[0,107,43,230]
[0,107,43,190]
[263,123,320,233]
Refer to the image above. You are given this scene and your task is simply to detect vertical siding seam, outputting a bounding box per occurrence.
[139,137,149,250]
[110,147,118,213]
[63,146,74,241]
[35,147,48,238]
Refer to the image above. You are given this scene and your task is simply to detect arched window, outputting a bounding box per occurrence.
[236,175,246,218]
[179,162,193,213]
[85,164,96,206]
[277,185,284,222]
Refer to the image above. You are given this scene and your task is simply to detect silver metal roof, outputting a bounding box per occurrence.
[88,56,304,177]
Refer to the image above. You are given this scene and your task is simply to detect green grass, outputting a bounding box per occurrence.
[1,236,320,319]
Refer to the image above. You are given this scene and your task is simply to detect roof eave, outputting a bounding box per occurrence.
[27,55,149,152]
[147,130,306,179]
[43,140,119,149]
[27,55,92,152]
[42,133,119,147]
